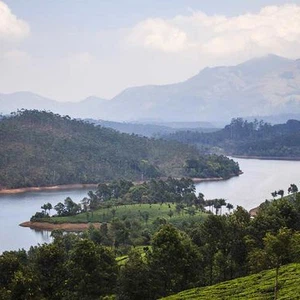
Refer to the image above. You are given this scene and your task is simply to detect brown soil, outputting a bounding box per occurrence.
[20,221,101,231]
[0,184,98,195]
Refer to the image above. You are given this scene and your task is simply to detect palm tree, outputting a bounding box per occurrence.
[226,203,234,213]
[277,190,284,198]
[288,184,298,201]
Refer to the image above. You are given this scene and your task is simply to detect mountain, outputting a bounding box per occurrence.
[1,54,300,122]
[106,54,300,122]
[0,92,107,119]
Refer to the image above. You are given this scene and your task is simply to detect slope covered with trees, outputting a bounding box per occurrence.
[3,190,300,299]
[0,110,239,189]
[165,118,300,158]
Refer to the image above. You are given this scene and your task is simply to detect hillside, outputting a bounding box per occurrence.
[163,263,300,300]
[0,110,240,189]
[165,118,300,158]
[1,55,300,122]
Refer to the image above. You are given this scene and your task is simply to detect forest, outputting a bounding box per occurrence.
[165,118,300,157]
[0,110,239,189]
[2,182,300,299]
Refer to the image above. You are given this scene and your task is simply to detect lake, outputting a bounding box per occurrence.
[195,157,300,210]
[1,157,300,253]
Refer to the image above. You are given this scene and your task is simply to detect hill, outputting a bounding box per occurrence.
[1,55,300,122]
[0,92,107,119]
[0,110,240,189]
[163,263,300,300]
[165,118,300,158]
[87,119,217,138]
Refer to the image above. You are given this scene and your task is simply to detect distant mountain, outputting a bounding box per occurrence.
[1,54,300,122]
[87,119,218,137]
[105,54,300,122]
[0,92,107,119]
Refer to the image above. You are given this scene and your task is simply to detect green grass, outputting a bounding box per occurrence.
[48,203,206,225]
[163,263,300,300]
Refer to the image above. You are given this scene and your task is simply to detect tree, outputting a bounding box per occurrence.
[66,239,117,299]
[149,224,202,297]
[271,191,278,199]
[226,203,234,213]
[288,184,298,200]
[54,202,65,216]
[263,228,293,300]
[117,250,154,300]
[30,243,66,299]
[277,190,284,198]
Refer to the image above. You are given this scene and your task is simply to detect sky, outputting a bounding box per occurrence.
[1,0,300,102]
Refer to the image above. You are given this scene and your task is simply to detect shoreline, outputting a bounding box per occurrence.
[0,175,240,195]
[20,221,101,231]
[0,183,98,195]
[232,155,300,161]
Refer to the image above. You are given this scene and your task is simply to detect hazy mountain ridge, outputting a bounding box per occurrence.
[1,54,300,122]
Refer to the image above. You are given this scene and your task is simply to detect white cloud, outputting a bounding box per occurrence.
[0,1,30,41]
[127,4,300,59]
[127,18,188,52]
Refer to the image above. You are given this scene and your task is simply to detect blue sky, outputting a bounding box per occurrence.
[1,0,300,101]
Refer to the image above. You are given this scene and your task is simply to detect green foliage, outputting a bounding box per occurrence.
[0,110,239,189]
[165,118,300,158]
[162,263,300,300]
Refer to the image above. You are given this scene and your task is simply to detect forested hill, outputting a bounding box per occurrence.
[0,110,240,189]
[165,118,300,158]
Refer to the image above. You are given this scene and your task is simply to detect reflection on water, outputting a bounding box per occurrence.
[32,229,52,244]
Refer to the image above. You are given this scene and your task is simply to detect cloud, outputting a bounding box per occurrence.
[127,18,188,52]
[127,4,300,59]
[0,1,30,41]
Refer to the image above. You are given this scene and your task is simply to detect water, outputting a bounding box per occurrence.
[1,157,300,252]
[195,157,300,211]
[0,188,93,253]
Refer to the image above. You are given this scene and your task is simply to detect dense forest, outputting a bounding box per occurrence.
[165,118,300,157]
[2,184,300,299]
[0,110,239,189]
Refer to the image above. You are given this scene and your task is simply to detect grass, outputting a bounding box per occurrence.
[163,263,300,300]
[47,203,206,225]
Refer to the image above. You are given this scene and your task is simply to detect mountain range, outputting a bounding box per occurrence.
[1,54,300,123]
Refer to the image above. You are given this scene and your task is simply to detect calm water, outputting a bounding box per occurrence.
[0,188,93,253]
[1,157,300,252]
[195,157,300,211]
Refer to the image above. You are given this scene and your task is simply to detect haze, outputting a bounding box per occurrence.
[1,0,300,103]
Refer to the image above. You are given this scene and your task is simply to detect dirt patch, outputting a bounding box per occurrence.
[20,221,101,232]
[0,184,98,195]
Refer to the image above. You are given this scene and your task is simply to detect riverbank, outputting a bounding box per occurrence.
[0,175,240,195]
[0,183,98,195]
[20,221,101,231]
